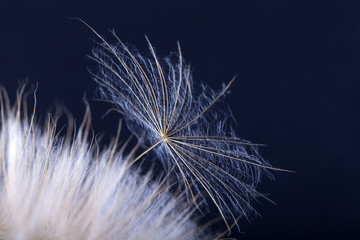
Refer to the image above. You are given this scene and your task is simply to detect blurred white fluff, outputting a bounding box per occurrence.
[0,86,206,240]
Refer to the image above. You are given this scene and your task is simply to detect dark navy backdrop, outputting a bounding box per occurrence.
[1,0,359,239]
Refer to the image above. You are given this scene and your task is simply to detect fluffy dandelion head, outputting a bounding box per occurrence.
[0,85,207,240]
[89,29,285,230]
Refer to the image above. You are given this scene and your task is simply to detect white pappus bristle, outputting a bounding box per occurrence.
[87,27,289,230]
[0,86,207,240]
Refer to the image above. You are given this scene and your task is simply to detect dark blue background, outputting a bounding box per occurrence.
[1,0,359,239]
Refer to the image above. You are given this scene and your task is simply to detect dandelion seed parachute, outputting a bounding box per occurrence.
[90,30,282,229]
[0,86,208,240]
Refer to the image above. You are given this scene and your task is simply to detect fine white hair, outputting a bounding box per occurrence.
[0,86,208,240]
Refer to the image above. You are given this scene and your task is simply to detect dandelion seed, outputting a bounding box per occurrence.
[87,24,290,230]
